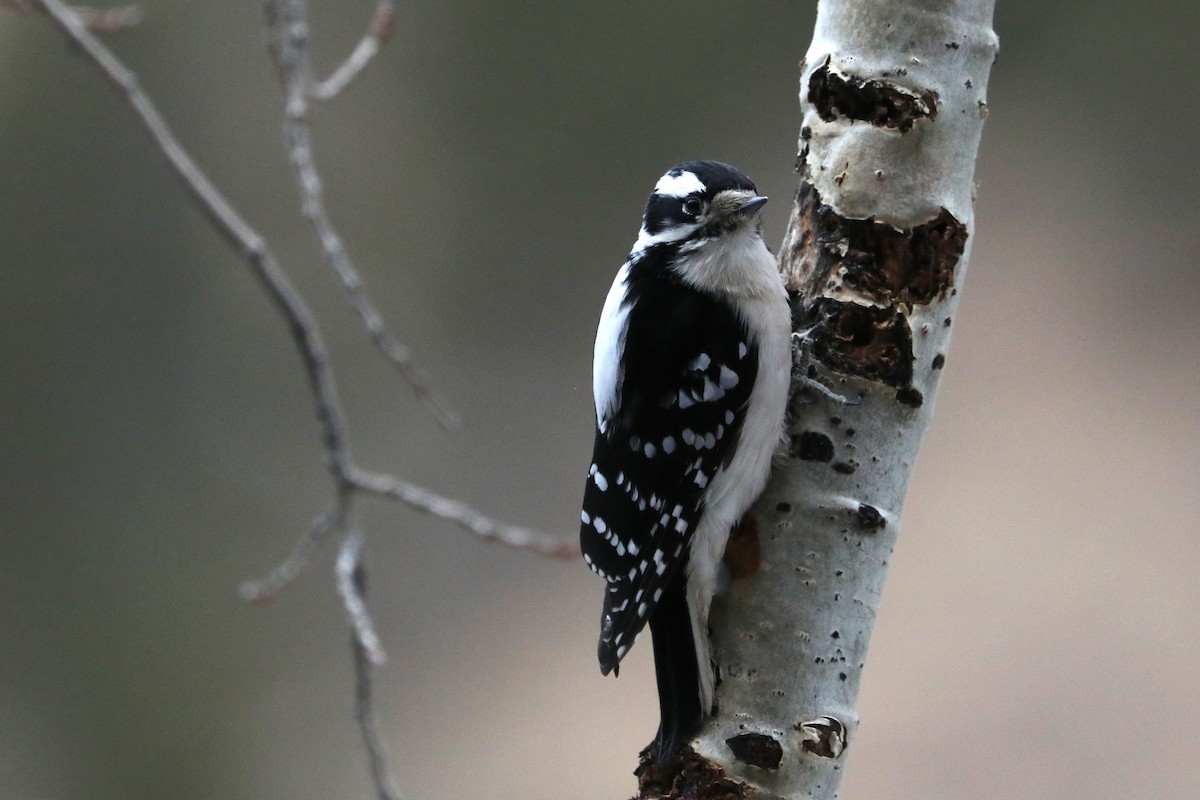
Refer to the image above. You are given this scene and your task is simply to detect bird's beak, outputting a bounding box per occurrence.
[712,189,768,222]
[735,195,768,218]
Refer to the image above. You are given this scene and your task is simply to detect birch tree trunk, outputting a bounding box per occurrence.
[638,1,998,797]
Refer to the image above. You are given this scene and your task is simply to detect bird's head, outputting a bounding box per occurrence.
[632,160,767,256]
[629,161,775,295]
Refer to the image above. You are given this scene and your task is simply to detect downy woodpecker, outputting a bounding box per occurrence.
[581,161,791,762]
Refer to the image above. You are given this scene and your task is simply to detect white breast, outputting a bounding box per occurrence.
[677,230,792,717]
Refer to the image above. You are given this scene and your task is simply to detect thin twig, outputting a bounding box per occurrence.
[312,0,396,100]
[336,529,387,668]
[239,504,346,602]
[352,468,578,559]
[34,0,357,481]
[240,464,573,604]
[33,0,563,560]
[34,6,573,797]
[337,531,404,800]
[2,0,142,32]
[351,637,404,800]
[267,0,458,430]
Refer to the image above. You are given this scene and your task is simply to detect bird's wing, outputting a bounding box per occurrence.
[580,276,757,673]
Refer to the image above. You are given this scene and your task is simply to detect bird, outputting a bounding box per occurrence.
[580,160,792,763]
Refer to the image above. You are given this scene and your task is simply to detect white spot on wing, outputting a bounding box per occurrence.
[662,436,676,454]
[594,517,607,534]
[718,365,739,389]
[593,471,608,491]
[644,442,657,457]
[581,510,591,525]
[689,353,711,371]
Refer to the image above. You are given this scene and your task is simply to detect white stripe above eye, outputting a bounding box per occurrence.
[654,170,706,198]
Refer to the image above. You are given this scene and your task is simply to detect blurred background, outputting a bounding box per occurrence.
[1,2,1197,798]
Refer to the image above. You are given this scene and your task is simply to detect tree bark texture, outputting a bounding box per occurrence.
[646,2,999,798]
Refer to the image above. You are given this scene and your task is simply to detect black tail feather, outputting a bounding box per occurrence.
[647,568,701,764]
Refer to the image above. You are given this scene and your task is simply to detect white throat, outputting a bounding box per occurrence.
[668,226,779,298]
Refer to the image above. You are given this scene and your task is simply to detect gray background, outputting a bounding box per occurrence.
[2,2,1197,798]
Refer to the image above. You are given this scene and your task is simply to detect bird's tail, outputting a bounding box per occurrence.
[647,569,702,764]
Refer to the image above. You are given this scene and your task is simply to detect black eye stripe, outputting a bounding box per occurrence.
[644,194,701,233]
[640,161,758,238]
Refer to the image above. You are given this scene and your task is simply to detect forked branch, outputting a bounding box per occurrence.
[264,0,458,429]
[31,3,572,798]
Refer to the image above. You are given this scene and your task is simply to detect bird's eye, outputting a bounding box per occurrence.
[681,197,704,218]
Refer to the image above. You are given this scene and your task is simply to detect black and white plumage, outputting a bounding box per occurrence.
[580,161,791,763]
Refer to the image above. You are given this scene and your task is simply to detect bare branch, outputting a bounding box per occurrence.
[63,0,139,31]
[33,5,571,796]
[239,504,346,602]
[351,468,578,559]
[2,0,142,32]
[336,529,387,669]
[266,0,458,430]
[32,0,562,557]
[337,531,404,800]
[32,2,359,482]
[312,0,396,100]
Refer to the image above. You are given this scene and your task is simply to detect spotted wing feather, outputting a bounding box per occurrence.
[580,268,757,674]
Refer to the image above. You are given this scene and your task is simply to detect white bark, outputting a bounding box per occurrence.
[684,2,999,797]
